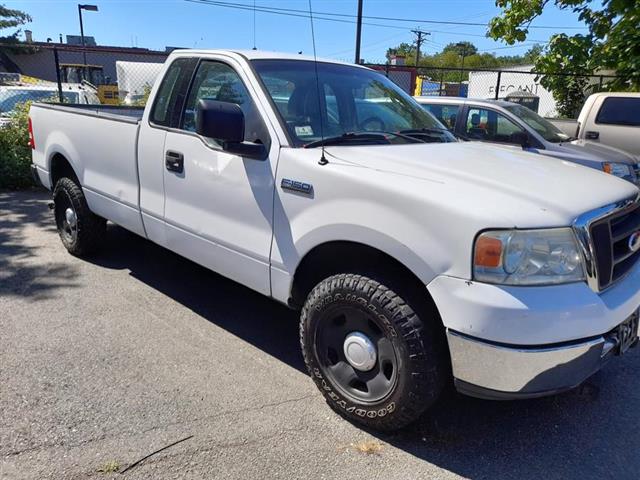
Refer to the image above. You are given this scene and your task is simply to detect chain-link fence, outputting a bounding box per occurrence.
[0,42,627,121]
[367,63,622,119]
[0,42,169,115]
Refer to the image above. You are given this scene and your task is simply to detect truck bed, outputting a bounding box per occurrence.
[33,103,145,123]
[30,102,146,237]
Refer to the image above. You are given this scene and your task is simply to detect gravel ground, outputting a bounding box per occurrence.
[1,189,639,480]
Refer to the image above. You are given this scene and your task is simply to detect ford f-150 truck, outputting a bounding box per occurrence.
[30,50,640,431]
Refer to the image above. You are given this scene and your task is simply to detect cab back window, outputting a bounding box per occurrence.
[596,97,640,127]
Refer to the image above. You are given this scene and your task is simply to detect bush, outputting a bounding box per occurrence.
[0,101,33,189]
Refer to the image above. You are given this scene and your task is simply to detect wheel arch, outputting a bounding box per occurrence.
[45,130,82,188]
[288,240,439,315]
[50,152,80,188]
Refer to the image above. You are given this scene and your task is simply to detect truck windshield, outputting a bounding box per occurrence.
[252,59,455,147]
[503,104,571,143]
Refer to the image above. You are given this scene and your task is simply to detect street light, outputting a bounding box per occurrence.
[78,4,98,67]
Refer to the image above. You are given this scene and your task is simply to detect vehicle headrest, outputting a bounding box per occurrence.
[288,84,320,119]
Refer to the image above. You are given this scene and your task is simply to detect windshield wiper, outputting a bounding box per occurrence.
[399,127,463,141]
[367,130,426,143]
[304,132,392,149]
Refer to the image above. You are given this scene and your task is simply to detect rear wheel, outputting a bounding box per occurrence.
[53,177,106,256]
[300,273,446,431]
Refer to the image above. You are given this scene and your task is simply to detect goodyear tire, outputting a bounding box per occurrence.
[300,273,446,431]
[53,177,106,256]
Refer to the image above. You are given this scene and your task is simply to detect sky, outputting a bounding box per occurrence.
[6,0,591,63]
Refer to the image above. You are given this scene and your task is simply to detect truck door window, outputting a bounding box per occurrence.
[181,61,270,147]
[150,57,197,128]
[596,98,640,127]
[465,107,524,144]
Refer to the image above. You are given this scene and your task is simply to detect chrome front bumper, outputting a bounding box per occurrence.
[448,327,635,400]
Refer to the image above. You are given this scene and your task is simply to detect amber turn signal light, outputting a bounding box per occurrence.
[474,235,503,268]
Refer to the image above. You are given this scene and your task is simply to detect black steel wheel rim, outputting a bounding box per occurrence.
[314,304,399,403]
[55,191,77,245]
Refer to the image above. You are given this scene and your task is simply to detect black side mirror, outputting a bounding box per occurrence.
[196,99,267,160]
[510,130,531,149]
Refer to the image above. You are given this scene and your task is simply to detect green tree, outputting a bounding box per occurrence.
[442,41,478,57]
[523,44,544,63]
[385,42,415,63]
[489,0,640,116]
[0,4,31,42]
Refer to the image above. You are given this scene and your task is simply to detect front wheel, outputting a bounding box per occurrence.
[300,273,446,431]
[53,177,106,256]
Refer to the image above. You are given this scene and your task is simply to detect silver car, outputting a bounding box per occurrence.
[415,96,640,185]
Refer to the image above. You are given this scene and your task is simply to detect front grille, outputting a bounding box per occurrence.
[590,200,640,290]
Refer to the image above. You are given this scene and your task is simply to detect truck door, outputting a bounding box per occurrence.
[160,58,277,296]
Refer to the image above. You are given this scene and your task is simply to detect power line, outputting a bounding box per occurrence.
[186,0,587,30]
[185,0,551,53]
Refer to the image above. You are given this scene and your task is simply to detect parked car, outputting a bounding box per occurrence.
[415,96,640,185]
[30,50,640,432]
[0,84,99,126]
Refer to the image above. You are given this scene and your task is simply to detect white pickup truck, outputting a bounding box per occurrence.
[30,50,640,431]
[551,92,640,156]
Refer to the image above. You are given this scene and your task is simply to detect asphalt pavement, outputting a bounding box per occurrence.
[1,189,639,480]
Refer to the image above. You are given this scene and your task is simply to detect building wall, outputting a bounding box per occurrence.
[468,65,559,118]
[4,47,168,84]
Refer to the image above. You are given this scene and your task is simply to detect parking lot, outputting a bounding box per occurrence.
[1,188,639,480]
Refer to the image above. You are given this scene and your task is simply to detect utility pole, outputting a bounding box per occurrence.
[456,42,469,86]
[411,29,430,66]
[354,0,363,64]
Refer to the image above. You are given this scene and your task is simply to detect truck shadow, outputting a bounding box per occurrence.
[89,223,639,480]
[375,353,640,479]
[87,223,305,373]
[0,189,79,300]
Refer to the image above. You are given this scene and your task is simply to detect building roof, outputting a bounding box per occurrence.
[26,42,169,57]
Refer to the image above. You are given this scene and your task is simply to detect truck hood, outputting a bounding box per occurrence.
[545,139,638,165]
[326,142,639,227]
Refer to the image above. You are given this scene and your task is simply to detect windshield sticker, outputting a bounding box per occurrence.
[295,125,314,136]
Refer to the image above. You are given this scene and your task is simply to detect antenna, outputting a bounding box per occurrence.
[308,0,328,165]
[252,0,257,50]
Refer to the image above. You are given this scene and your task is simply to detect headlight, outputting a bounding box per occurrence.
[602,162,633,180]
[473,228,585,286]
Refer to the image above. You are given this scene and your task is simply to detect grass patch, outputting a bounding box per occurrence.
[352,440,383,455]
[97,460,120,474]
